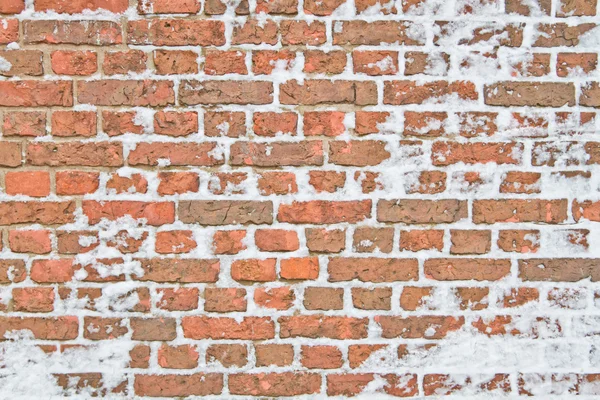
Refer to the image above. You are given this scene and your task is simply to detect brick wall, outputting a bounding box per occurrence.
[1,0,600,397]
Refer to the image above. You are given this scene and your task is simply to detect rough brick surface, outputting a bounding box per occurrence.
[0,0,599,398]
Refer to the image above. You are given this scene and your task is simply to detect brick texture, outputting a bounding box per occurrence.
[0,0,599,397]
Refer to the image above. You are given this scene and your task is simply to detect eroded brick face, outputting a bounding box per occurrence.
[0,0,599,397]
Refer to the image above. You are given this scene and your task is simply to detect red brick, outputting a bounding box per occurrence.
[128,142,223,166]
[56,171,100,195]
[474,199,568,224]
[127,19,225,46]
[182,316,274,339]
[131,317,176,340]
[0,50,43,77]
[232,19,278,45]
[157,172,199,195]
[334,21,424,45]
[51,111,96,137]
[377,315,464,339]
[280,80,377,105]
[12,287,54,312]
[136,259,219,283]
[0,0,24,13]
[255,344,294,366]
[253,50,295,74]
[213,230,246,255]
[328,258,418,282]
[353,50,398,75]
[485,82,575,107]
[154,50,199,74]
[5,171,50,197]
[257,171,297,195]
[253,112,297,137]
[519,258,600,282]
[0,317,78,340]
[24,20,122,45]
[400,230,444,252]
[158,344,199,369]
[179,200,273,225]
[254,287,295,310]
[204,111,246,137]
[157,288,199,311]
[229,373,321,396]
[450,230,492,255]
[139,0,200,13]
[0,201,75,225]
[255,229,299,252]
[281,20,326,45]
[378,199,467,224]
[51,50,97,75]
[180,80,273,105]
[3,111,46,137]
[134,374,222,397]
[352,287,392,310]
[103,50,147,75]
[155,230,197,254]
[204,50,247,75]
[278,200,371,224]
[154,111,198,136]
[27,142,123,167]
[84,317,128,340]
[304,50,346,74]
[304,287,343,310]
[279,315,368,339]
[78,80,174,106]
[9,230,52,254]
[230,141,323,167]
[0,81,72,107]
[206,344,247,367]
[30,259,75,283]
[35,0,128,13]
[0,19,19,43]
[204,288,247,312]
[424,258,511,281]
[301,346,343,368]
[327,374,417,397]
[0,260,26,283]
[231,259,277,282]
[83,201,175,225]
[384,80,477,105]
[280,257,319,280]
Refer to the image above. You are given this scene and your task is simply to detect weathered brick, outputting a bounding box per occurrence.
[334,21,424,45]
[230,141,323,167]
[78,80,174,106]
[378,199,467,224]
[179,200,273,225]
[384,81,477,105]
[279,201,371,224]
[0,81,72,107]
[27,142,123,167]
[473,199,568,224]
[484,82,576,107]
[180,80,273,105]
[136,259,219,283]
[134,374,223,397]
[0,201,75,225]
[24,20,122,45]
[127,19,225,45]
[328,258,418,282]
[182,316,274,339]
[424,258,511,281]
[0,50,43,76]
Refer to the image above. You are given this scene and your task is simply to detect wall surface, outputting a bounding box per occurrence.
[0,0,600,397]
